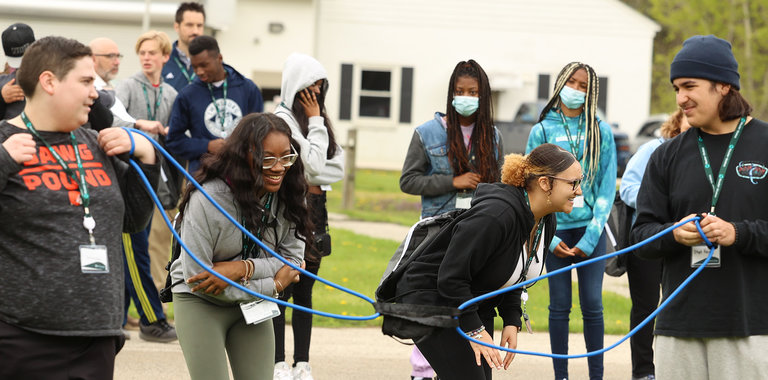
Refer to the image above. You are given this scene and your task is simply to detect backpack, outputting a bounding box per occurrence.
[374,210,465,343]
[159,217,184,303]
[604,191,636,277]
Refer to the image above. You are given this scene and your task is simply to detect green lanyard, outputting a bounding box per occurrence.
[521,190,545,280]
[173,57,196,83]
[557,110,585,159]
[207,78,229,135]
[696,117,746,216]
[21,112,96,244]
[242,193,274,259]
[140,83,163,121]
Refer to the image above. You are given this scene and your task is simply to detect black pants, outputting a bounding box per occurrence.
[0,319,124,380]
[626,253,662,378]
[416,315,495,380]
[273,192,328,363]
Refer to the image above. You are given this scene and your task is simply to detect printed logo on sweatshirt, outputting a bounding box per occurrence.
[735,161,767,185]
[204,99,243,138]
[17,143,112,206]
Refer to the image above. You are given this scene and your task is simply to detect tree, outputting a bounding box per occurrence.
[622,0,768,119]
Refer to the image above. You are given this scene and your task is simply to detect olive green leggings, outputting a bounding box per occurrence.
[174,293,275,380]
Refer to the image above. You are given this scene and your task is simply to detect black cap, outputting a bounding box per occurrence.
[2,23,35,69]
[670,35,740,90]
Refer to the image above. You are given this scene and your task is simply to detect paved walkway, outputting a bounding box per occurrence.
[115,215,634,379]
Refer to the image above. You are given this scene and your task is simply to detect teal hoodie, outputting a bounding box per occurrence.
[525,109,616,255]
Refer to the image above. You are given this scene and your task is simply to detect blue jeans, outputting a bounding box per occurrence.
[547,227,606,380]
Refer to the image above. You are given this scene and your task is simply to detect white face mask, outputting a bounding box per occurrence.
[559,86,586,109]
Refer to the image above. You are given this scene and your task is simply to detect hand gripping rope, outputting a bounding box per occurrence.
[122,128,380,321]
[123,128,714,352]
[455,216,715,358]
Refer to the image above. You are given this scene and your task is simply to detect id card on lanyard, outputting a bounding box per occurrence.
[21,112,109,273]
[690,117,746,268]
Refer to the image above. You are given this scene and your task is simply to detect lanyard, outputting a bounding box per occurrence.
[21,112,96,244]
[207,79,229,134]
[696,117,746,216]
[242,193,274,259]
[173,57,196,83]
[557,110,584,159]
[140,83,163,121]
[521,190,545,281]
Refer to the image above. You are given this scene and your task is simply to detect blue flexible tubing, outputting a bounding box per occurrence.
[124,128,379,321]
[454,216,715,358]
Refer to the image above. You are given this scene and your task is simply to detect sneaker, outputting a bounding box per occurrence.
[139,320,177,343]
[273,361,292,380]
[632,376,656,380]
[121,328,131,340]
[292,361,313,380]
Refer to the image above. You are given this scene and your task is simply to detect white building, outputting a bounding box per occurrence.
[0,0,659,169]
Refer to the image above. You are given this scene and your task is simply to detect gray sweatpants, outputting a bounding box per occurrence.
[655,335,768,380]
[174,293,275,380]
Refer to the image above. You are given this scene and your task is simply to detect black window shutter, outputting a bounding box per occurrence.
[598,76,608,114]
[537,74,550,100]
[339,64,353,120]
[399,67,413,124]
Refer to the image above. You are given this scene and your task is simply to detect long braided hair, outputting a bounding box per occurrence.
[444,60,500,183]
[538,62,601,183]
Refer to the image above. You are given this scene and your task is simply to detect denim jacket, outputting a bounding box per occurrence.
[409,112,501,218]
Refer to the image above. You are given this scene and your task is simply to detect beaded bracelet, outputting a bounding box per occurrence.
[465,325,485,339]
[730,222,739,245]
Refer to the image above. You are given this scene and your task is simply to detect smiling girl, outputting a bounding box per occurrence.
[169,112,313,379]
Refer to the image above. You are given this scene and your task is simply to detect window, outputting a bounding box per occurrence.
[359,70,391,118]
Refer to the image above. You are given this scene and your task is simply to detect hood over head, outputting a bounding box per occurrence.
[280,53,328,108]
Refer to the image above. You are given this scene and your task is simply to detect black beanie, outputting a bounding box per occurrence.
[670,35,740,90]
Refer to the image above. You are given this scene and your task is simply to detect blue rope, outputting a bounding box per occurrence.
[126,129,380,321]
[454,216,716,358]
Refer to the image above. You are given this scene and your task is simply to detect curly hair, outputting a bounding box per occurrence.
[501,143,576,189]
[177,113,313,246]
[444,59,500,183]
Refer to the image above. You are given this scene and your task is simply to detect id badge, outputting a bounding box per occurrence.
[691,244,721,268]
[79,244,109,273]
[572,196,585,208]
[240,298,281,325]
[456,193,472,209]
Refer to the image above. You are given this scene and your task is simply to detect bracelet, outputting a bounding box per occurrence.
[465,325,485,339]
[274,279,284,293]
[120,127,135,157]
[730,222,739,245]
[241,260,254,285]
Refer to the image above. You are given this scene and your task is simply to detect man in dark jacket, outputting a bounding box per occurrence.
[631,35,768,379]
[166,35,263,173]
[162,1,205,92]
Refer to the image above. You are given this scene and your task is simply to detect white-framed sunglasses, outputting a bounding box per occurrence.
[262,145,298,169]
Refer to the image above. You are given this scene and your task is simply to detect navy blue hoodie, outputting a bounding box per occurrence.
[166,64,263,173]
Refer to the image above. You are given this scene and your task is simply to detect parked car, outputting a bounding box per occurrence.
[630,113,668,154]
[496,101,630,176]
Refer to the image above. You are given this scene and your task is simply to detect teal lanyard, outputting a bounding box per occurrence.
[140,83,163,121]
[207,78,229,134]
[696,117,746,216]
[173,57,196,83]
[521,190,545,275]
[557,110,584,159]
[21,112,96,244]
[242,193,274,259]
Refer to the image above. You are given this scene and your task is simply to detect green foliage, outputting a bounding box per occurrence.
[623,0,768,118]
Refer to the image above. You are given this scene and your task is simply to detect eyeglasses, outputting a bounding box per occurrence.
[263,153,298,170]
[547,175,583,191]
[94,53,124,60]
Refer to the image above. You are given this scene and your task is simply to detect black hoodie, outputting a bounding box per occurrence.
[396,182,556,332]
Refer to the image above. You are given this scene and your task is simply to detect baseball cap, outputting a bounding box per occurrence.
[2,23,35,69]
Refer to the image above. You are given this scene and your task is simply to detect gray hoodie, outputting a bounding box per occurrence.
[275,53,344,186]
[115,71,178,130]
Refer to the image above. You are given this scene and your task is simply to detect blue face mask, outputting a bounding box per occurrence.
[559,86,586,109]
[452,96,479,117]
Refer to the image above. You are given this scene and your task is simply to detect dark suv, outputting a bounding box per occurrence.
[496,101,630,177]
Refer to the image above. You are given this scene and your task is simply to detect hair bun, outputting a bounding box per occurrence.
[501,153,527,187]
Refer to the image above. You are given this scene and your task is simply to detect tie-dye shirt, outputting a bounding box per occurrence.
[525,109,617,255]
